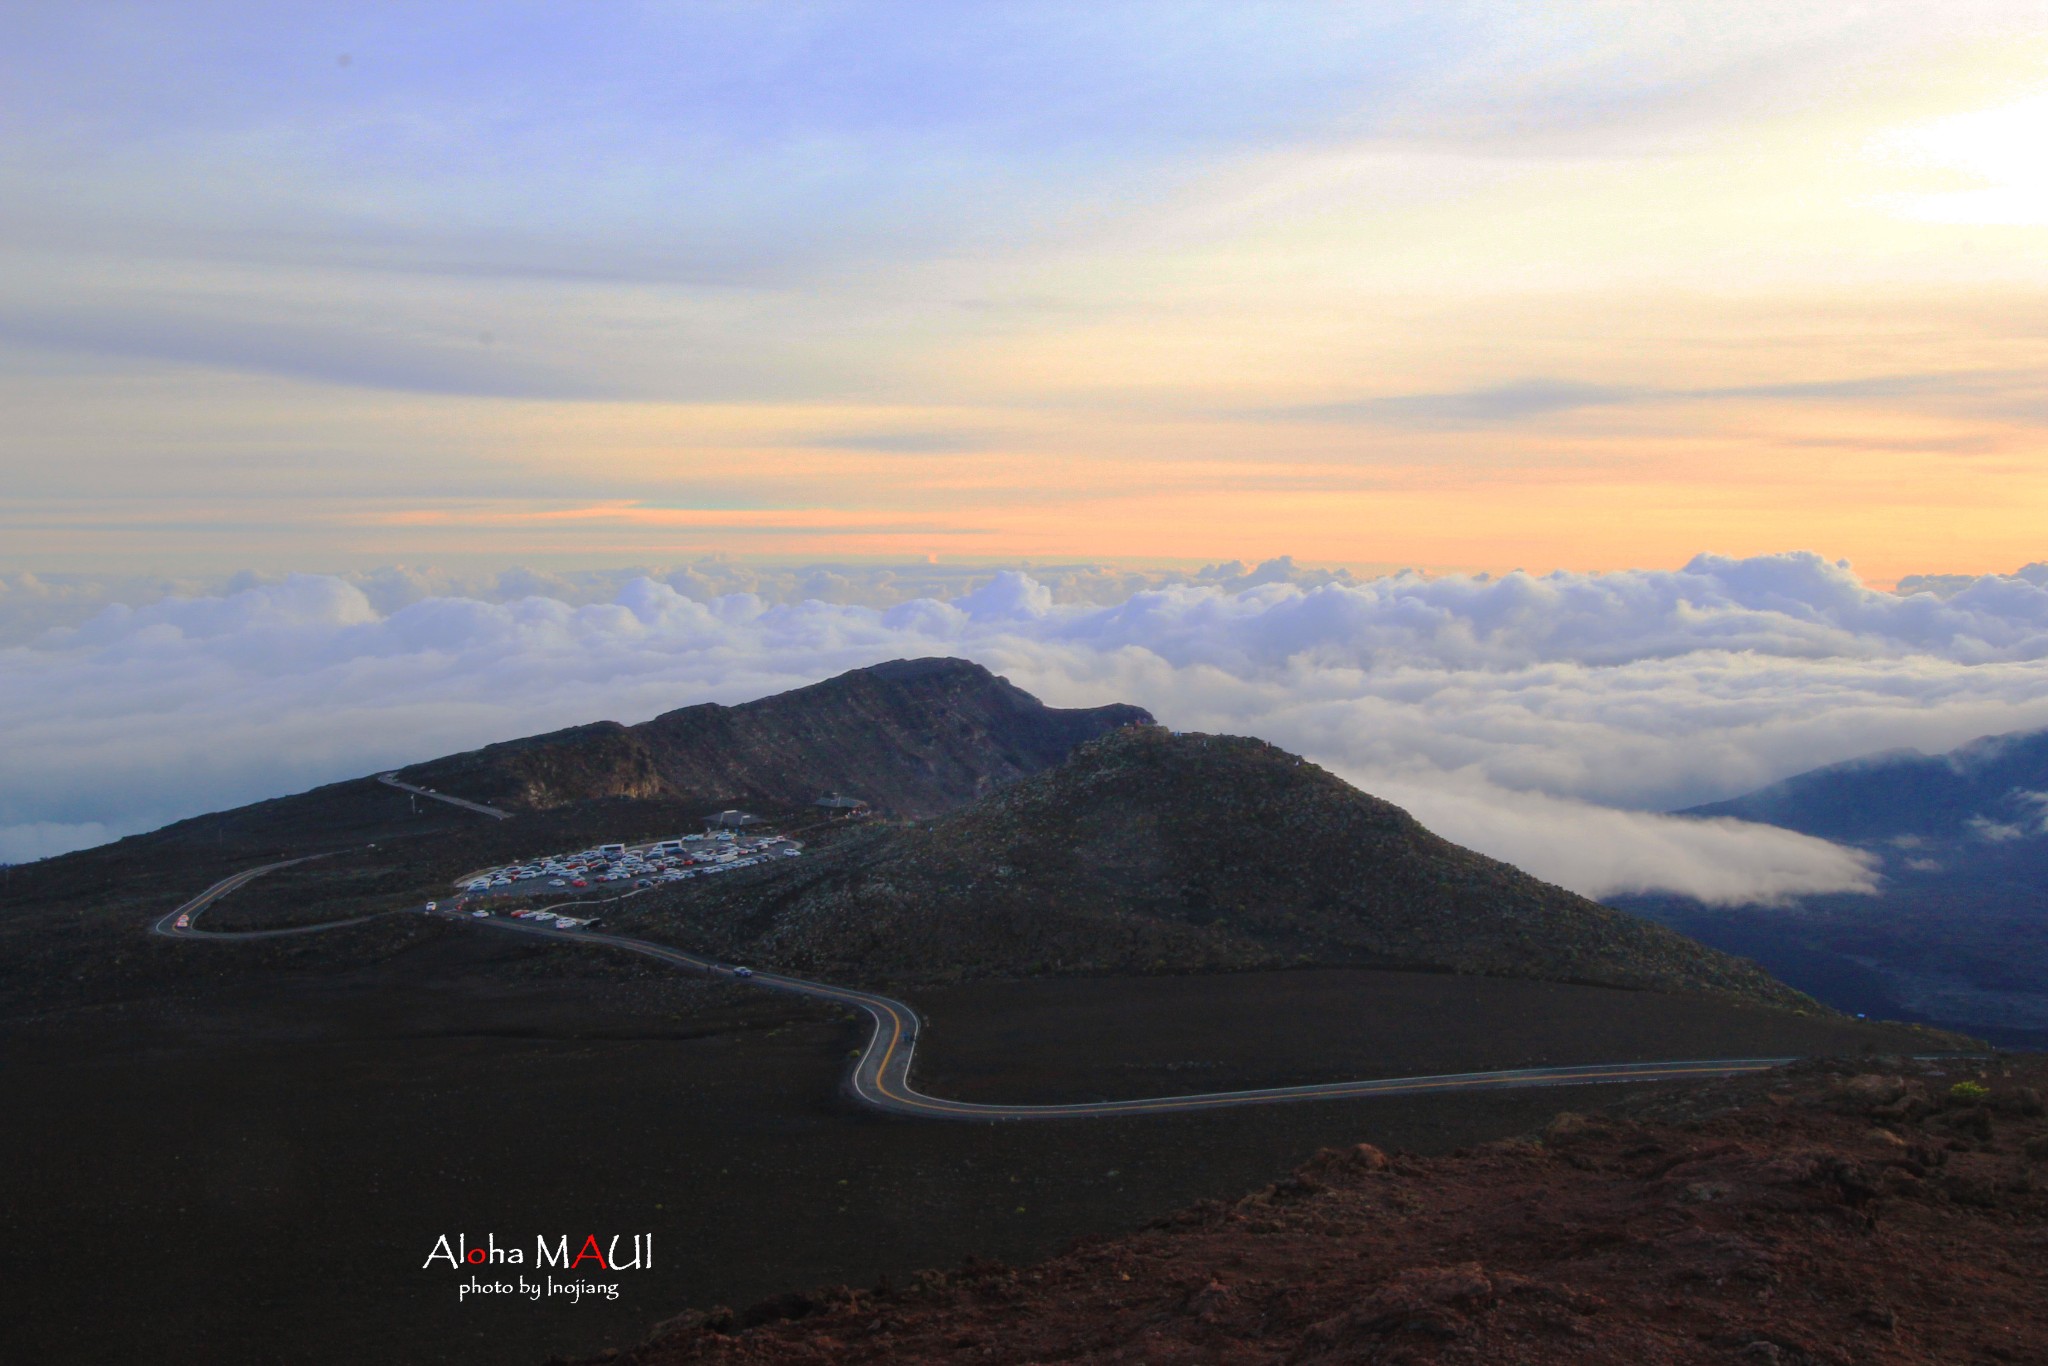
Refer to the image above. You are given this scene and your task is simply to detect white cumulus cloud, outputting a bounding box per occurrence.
[5,552,2047,908]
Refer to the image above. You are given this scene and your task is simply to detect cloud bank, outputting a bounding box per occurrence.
[8,552,2048,905]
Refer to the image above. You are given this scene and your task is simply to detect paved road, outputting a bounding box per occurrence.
[159,858,1806,1120]
[376,772,510,820]
[446,911,1797,1119]
[148,855,397,940]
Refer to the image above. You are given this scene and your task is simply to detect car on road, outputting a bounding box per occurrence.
[424,900,437,912]
[471,909,491,917]
[174,913,190,929]
[733,967,754,978]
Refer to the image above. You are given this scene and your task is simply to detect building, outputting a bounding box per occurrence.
[813,793,870,819]
[704,809,761,831]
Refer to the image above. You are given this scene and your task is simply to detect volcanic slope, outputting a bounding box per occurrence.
[624,726,1813,1009]
[1683,724,2048,842]
[1620,725,2048,1043]
[0,659,1148,1016]
[395,657,1152,816]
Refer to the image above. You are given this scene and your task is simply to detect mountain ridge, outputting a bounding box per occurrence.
[1682,726,2048,843]
[396,656,1153,817]
[1629,724,2048,1042]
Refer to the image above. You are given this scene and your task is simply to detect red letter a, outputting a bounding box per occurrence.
[571,1235,609,1270]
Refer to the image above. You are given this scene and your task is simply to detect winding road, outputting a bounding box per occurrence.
[158,860,1801,1120]
[149,855,393,939]
[376,772,511,820]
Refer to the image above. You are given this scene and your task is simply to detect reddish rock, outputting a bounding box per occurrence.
[588,1057,2048,1365]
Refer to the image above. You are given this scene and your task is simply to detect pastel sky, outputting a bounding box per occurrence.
[6,3,2048,581]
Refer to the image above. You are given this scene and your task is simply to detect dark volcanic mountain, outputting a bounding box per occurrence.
[626,726,1814,1009]
[396,657,1152,817]
[1622,726,2048,1044]
[1683,726,2048,843]
[0,659,1149,1016]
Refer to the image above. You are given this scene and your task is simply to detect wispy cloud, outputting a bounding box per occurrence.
[800,430,993,454]
[1262,370,2032,428]
[1279,380,1643,426]
[0,305,599,400]
[5,4,2048,574]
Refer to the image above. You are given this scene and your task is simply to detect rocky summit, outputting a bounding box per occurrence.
[396,657,1153,817]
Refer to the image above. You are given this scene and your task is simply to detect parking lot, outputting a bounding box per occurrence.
[453,831,804,906]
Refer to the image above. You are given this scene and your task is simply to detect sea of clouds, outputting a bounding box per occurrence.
[6,551,2048,905]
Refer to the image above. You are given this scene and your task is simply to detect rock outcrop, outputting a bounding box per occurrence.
[396,658,1152,816]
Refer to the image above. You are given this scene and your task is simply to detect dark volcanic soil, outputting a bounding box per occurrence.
[581,1056,2048,1366]
[905,970,1947,1105]
[0,934,1961,1366]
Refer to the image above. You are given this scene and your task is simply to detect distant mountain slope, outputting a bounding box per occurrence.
[1683,727,2048,843]
[396,657,1153,817]
[630,726,1815,1009]
[1623,726,2048,1043]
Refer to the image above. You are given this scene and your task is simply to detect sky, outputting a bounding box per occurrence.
[4,2,2048,579]
[6,6,2048,893]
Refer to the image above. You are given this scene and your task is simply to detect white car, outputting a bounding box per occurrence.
[471,909,491,917]
[424,900,437,912]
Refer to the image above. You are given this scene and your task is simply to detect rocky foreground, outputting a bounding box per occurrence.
[569,1057,2048,1365]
